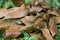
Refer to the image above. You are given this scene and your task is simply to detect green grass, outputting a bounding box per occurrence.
[0,0,15,8]
[46,0,60,9]
[55,23,60,40]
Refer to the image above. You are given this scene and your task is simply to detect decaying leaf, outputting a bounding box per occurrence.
[41,28,54,40]
[5,24,22,38]
[49,17,57,36]
[4,4,29,19]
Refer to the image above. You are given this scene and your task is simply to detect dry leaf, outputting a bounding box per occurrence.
[5,24,22,38]
[41,28,54,40]
[34,18,45,27]
[0,19,22,31]
[48,10,59,17]
[20,16,36,25]
[4,4,29,19]
[13,0,24,6]
[56,17,60,23]
[34,18,43,26]
[20,25,37,32]
[30,6,43,12]
[49,18,57,36]
[0,9,7,18]
[43,14,50,22]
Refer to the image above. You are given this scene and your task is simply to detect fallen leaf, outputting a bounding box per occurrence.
[41,28,54,40]
[13,0,24,6]
[48,10,59,17]
[34,18,43,26]
[20,16,35,26]
[30,6,43,12]
[5,24,22,38]
[56,17,60,24]
[43,13,50,22]
[4,4,29,19]
[0,8,7,18]
[49,18,57,36]
[0,19,22,31]
[39,0,44,2]
[20,25,37,32]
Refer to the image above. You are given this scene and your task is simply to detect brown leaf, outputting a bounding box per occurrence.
[0,19,22,31]
[0,20,12,30]
[13,0,24,6]
[34,18,48,30]
[20,16,35,26]
[56,17,60,24]
[20,25,37,32]
[0,9,7,18]
[40,0,47,6]
[43,14,50,22]
[49,18,57,36]
[30,6,43,12]
[34,18,46,27]
[39,0,44,2]
[5,24,22,38]
[42,6,51,9]
[34,18,43,26]
[4,4,29,19]
[41,28,54,40]
[48,10,59,17]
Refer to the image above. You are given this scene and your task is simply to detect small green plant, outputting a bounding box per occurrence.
[0,0,15,8]
[20,31,36,40]
[55,23,60,40]
[25,0,31,5]
[46,0,60,9]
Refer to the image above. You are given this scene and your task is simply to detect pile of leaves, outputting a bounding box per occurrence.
[0,0,60,40]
